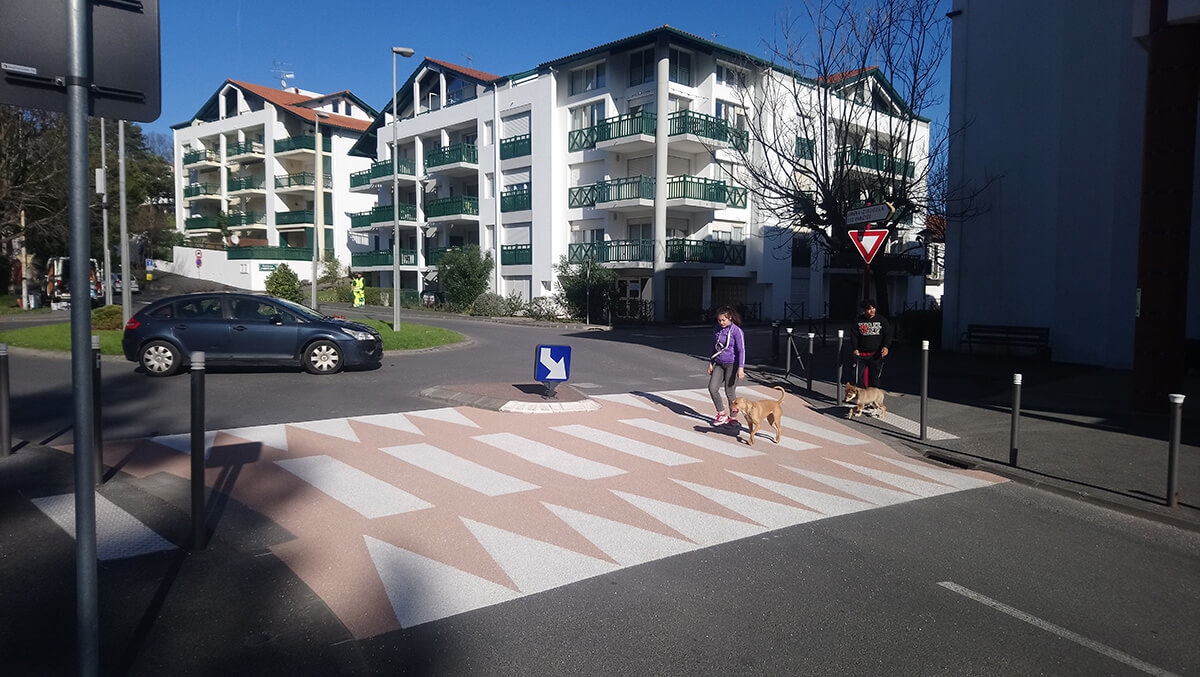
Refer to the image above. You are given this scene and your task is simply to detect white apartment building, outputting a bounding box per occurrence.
[347,26,932,322]
[170,80,376,288]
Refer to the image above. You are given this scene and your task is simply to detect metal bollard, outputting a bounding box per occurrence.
[190,351,207,551]
[91,336,102,485]
[785,327,794,378]
[0,343,9,458]
[1009,373,1022,466]
[835,330,844,406]
[920,340,929,441]
[806,333,815,392]
[1167,394,1185,508]
[771,321,780,363]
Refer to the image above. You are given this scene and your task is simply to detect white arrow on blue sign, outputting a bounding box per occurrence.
[535,345,571,382]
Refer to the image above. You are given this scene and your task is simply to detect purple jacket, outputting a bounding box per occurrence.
[711,323,745,367]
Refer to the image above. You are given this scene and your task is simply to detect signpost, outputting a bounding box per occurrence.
[846,202,894,226]
[849,229,890,265]
[845,202,893,303]
[534,344,572,398]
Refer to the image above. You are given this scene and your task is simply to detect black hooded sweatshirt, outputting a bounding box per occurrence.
[855,312,893,355]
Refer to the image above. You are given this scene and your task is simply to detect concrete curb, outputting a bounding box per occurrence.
[419,384,600,413]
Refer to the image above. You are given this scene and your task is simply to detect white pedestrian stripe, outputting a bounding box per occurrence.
[612,490,765,545]
[543,503,696,566]
[350,412,423,436]
[729,471,875,517]
[673,479,823,529]
[870,454,996,490]
[461,518,617,594]
[380,443,538,496]
[783,466,917,506]
[620,418,764,459]
[31,493,176,561]
[828,459,959,498]
[473,433,626,480]
[658,388,712,405]
[551,425,700,466]
[592,393,656,410]
[149,430,219,457]
[275,455,433,518]
[364,536,519,628]
[781,417,869,446]
[726,422,821,451]
[223,423,290,452]
[291,417,360,443]
[405,407,480,428]
[861,410,958,440]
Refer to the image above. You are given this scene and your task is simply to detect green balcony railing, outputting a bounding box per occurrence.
[568,126,598,152]
[668,110,738,145]
[568,183,599,207]
[727,186,748,209]
[183,148,217,165]
[500,244,532,265]
[425,143,478,168]
[665,238,747,265]
[274,172,331,189]
[184,215,222,230]
[426,196,479,218]
[731,129,749,152]
[183,183,219,198]
[274,136,331,153]
[427,246,461,266]
[598,111,656,143]
[499,134,531,160]
[227,211,264,227]
[500,188,532,212]
[349,203,418,228]
[351,249,418,267]
[667,175,727,203]
[599,175,655,203]
[226,246,314,261]
[836,146,915,178]
[275,209,332,226]
[227,175,266,191]
[227,141,264,157]
[796,137,815,160]
[568,239,654,264]
[350,158,416,187]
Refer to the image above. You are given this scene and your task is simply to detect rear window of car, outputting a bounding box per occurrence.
[148,304,173,319]
[176,297,223,319]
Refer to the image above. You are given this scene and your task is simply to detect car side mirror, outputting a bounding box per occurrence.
[270,313,285,326]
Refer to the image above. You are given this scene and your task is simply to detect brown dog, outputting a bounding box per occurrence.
[729,386,786,445]
[843,383,887,420]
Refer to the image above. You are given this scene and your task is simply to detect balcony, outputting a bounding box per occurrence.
[426,196,479,220]
[499,134,531,160]
[226,246,314,261]
[665,238,746,266]
[227,141,265,161]
[275,209,332,228]
[183,148,218,167]
[350,158,416,189]
[350,203,417,228]
[668,110,747,153]
[570,175,735,212]
[570,112,657,152]
[500,244,532,265]
[273,135,331,155]
[568,239,654,265]
[500,187,531,212]
[425,144,478,177]
[227,175,266,194]
[427,247,461,266]
[183,183,220,200]
[351,249,418,268]
[836,146,915,178]
[727,186,748,209]
[666,176,728,211]
[274,172,331,193]
[227,211,265,228]
[184,215,222,231]
[796,137,815,161]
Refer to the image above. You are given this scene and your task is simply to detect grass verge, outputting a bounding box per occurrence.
[0,294,51,315]
[353,319,463,351]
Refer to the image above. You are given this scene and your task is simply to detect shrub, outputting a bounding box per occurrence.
[437,246,494,309]
[525,297,561,321]
[503,291,526,317]
[471,292,506,316]
[554,255,618,322]
[319,257,343,285]
[264,263,304,304]
[91,304,124,330]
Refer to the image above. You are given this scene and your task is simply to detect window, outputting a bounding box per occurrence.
[346,103,353,116]
[715,64,747,89]
[667,227,687,239]
[669,48,692,86]
[732,226,744,241]
[628,223,652,240]
[462,132,478,146]
[570,101,605,130]
[669,95,691,113]
[629,49,654,86]
[713,230,731,241]
[332,101,340,114]
[568,63,606,96]
[447,79,475,105]
[715,100,746,130]
[176,296,222,319]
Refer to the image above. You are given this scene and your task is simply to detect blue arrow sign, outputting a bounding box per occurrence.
[534,344,571,382]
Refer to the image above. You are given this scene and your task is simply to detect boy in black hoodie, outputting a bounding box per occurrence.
[853,299,892,388]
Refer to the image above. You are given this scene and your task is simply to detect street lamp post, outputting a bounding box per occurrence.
[312,110,330,310]
[392,46,415,331]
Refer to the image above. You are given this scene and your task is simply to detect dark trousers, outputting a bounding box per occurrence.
[856,352,883,388]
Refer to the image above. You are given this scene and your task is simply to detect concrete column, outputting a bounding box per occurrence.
[652,39,670,322]
[412,79,421,115]
[491,83,502,292]
[415,135,425,294]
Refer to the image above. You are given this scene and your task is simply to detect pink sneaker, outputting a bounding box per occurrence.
[713,413,729,425]
[724,415,741,427]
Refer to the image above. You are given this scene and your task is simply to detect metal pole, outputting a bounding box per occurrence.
[67,1,99,673]
[1009,373,1022,466]
[785,327,793,378]
[1167,394,1185,508]
[836,329,844,405]
[92,336,103,485]
[0,344,9,458]
[119,121,131,325]
[771,321,780,363]
[191,351,207,551]
[920,340,929,441]
[100,120,112,306]
[392,49,402,332]
[806,332,815,392]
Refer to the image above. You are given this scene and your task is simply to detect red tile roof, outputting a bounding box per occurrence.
[818,66,877,85]
[228,80,372,133]
[424,58,502,83]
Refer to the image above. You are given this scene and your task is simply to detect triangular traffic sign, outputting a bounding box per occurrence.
[849,229,889,264]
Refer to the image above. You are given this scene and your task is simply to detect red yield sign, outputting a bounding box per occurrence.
[849,229,889,264]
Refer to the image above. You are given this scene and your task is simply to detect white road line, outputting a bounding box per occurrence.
[30,494,177,561]
[291,417,361,443]
[620,418,764,459]
[591,393,656,411]
[870,454,997,490]
[275,456,433,518]
[350,412,423,435]
[828,459,960,498]
[782,466,916,506]
[673,479,823,529]
[461,518,617,594]
[405,407,480,428]
[937,582,1179,677]
[781,417,869,446]
[473,433,626,480]
[729,471,875,517]
[612,490,765,545]
[380,443,539,496]
[551,425,700,466]
[222,423,290,452]
[543,503,696,566]
[845,410,958,440]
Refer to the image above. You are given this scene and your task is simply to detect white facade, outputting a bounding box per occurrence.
[172,81,375,290]
[351,27,933,322]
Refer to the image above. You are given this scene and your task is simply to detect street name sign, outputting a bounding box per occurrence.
[846,203,893,226]
[535,345,572,382]
[849,229,889,264]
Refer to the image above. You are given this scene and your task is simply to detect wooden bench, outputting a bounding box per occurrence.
[961,324,1051,359]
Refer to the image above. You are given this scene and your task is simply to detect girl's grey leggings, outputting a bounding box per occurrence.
[708,363,738,411]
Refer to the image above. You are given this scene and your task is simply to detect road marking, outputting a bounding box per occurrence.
[728,471,875,517]
[350,412,423,435]
[274,455,433,518]
[828,459,959,498]
[673,479,823,529]
[781,416,869,446]
[783,466,916,506]
[31,494,177,561]
[619,418,764,458]
[543,503,696,566]
[843,409,958,440]
[291,417,360,443]
[592,393,656,410]
[937,582,1179,677]
[380,443,538,496]
[551,425,700,466]
[405,407,480,428]
[870,454,996,490]
[612,490,765,545]
[472,433,626,480]
[462,518,617,594]
[223,423,290,452]
[148,430,219,457]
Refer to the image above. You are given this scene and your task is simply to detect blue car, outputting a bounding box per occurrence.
[122,292,383,376]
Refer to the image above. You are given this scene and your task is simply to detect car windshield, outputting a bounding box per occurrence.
[273,297,328,321]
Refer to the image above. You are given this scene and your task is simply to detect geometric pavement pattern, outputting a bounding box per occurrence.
[48,386,1002,639]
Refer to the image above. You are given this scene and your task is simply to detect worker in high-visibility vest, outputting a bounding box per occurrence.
[352,272,366,307]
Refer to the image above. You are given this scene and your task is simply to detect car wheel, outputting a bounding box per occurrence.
[140,340,181,377]
[303,340,343,375]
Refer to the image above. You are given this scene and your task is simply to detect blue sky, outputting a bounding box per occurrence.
[152,0,948,136]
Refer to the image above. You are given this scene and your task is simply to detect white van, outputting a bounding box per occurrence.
[45,257,101,306]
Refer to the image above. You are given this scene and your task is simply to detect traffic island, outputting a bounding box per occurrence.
[419,382,600,413]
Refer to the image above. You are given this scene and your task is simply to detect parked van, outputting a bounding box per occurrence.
[45,257,101,306]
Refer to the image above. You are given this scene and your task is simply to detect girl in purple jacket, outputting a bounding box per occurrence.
[707,306,745,425]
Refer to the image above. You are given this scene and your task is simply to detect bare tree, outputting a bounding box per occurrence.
[0,107,69,258]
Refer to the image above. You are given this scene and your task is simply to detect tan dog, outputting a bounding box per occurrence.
[729,386,786,445]
[843,383,887,419]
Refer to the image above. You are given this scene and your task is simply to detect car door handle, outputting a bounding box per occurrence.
[233,325,247,331]
[175,324,189,330]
